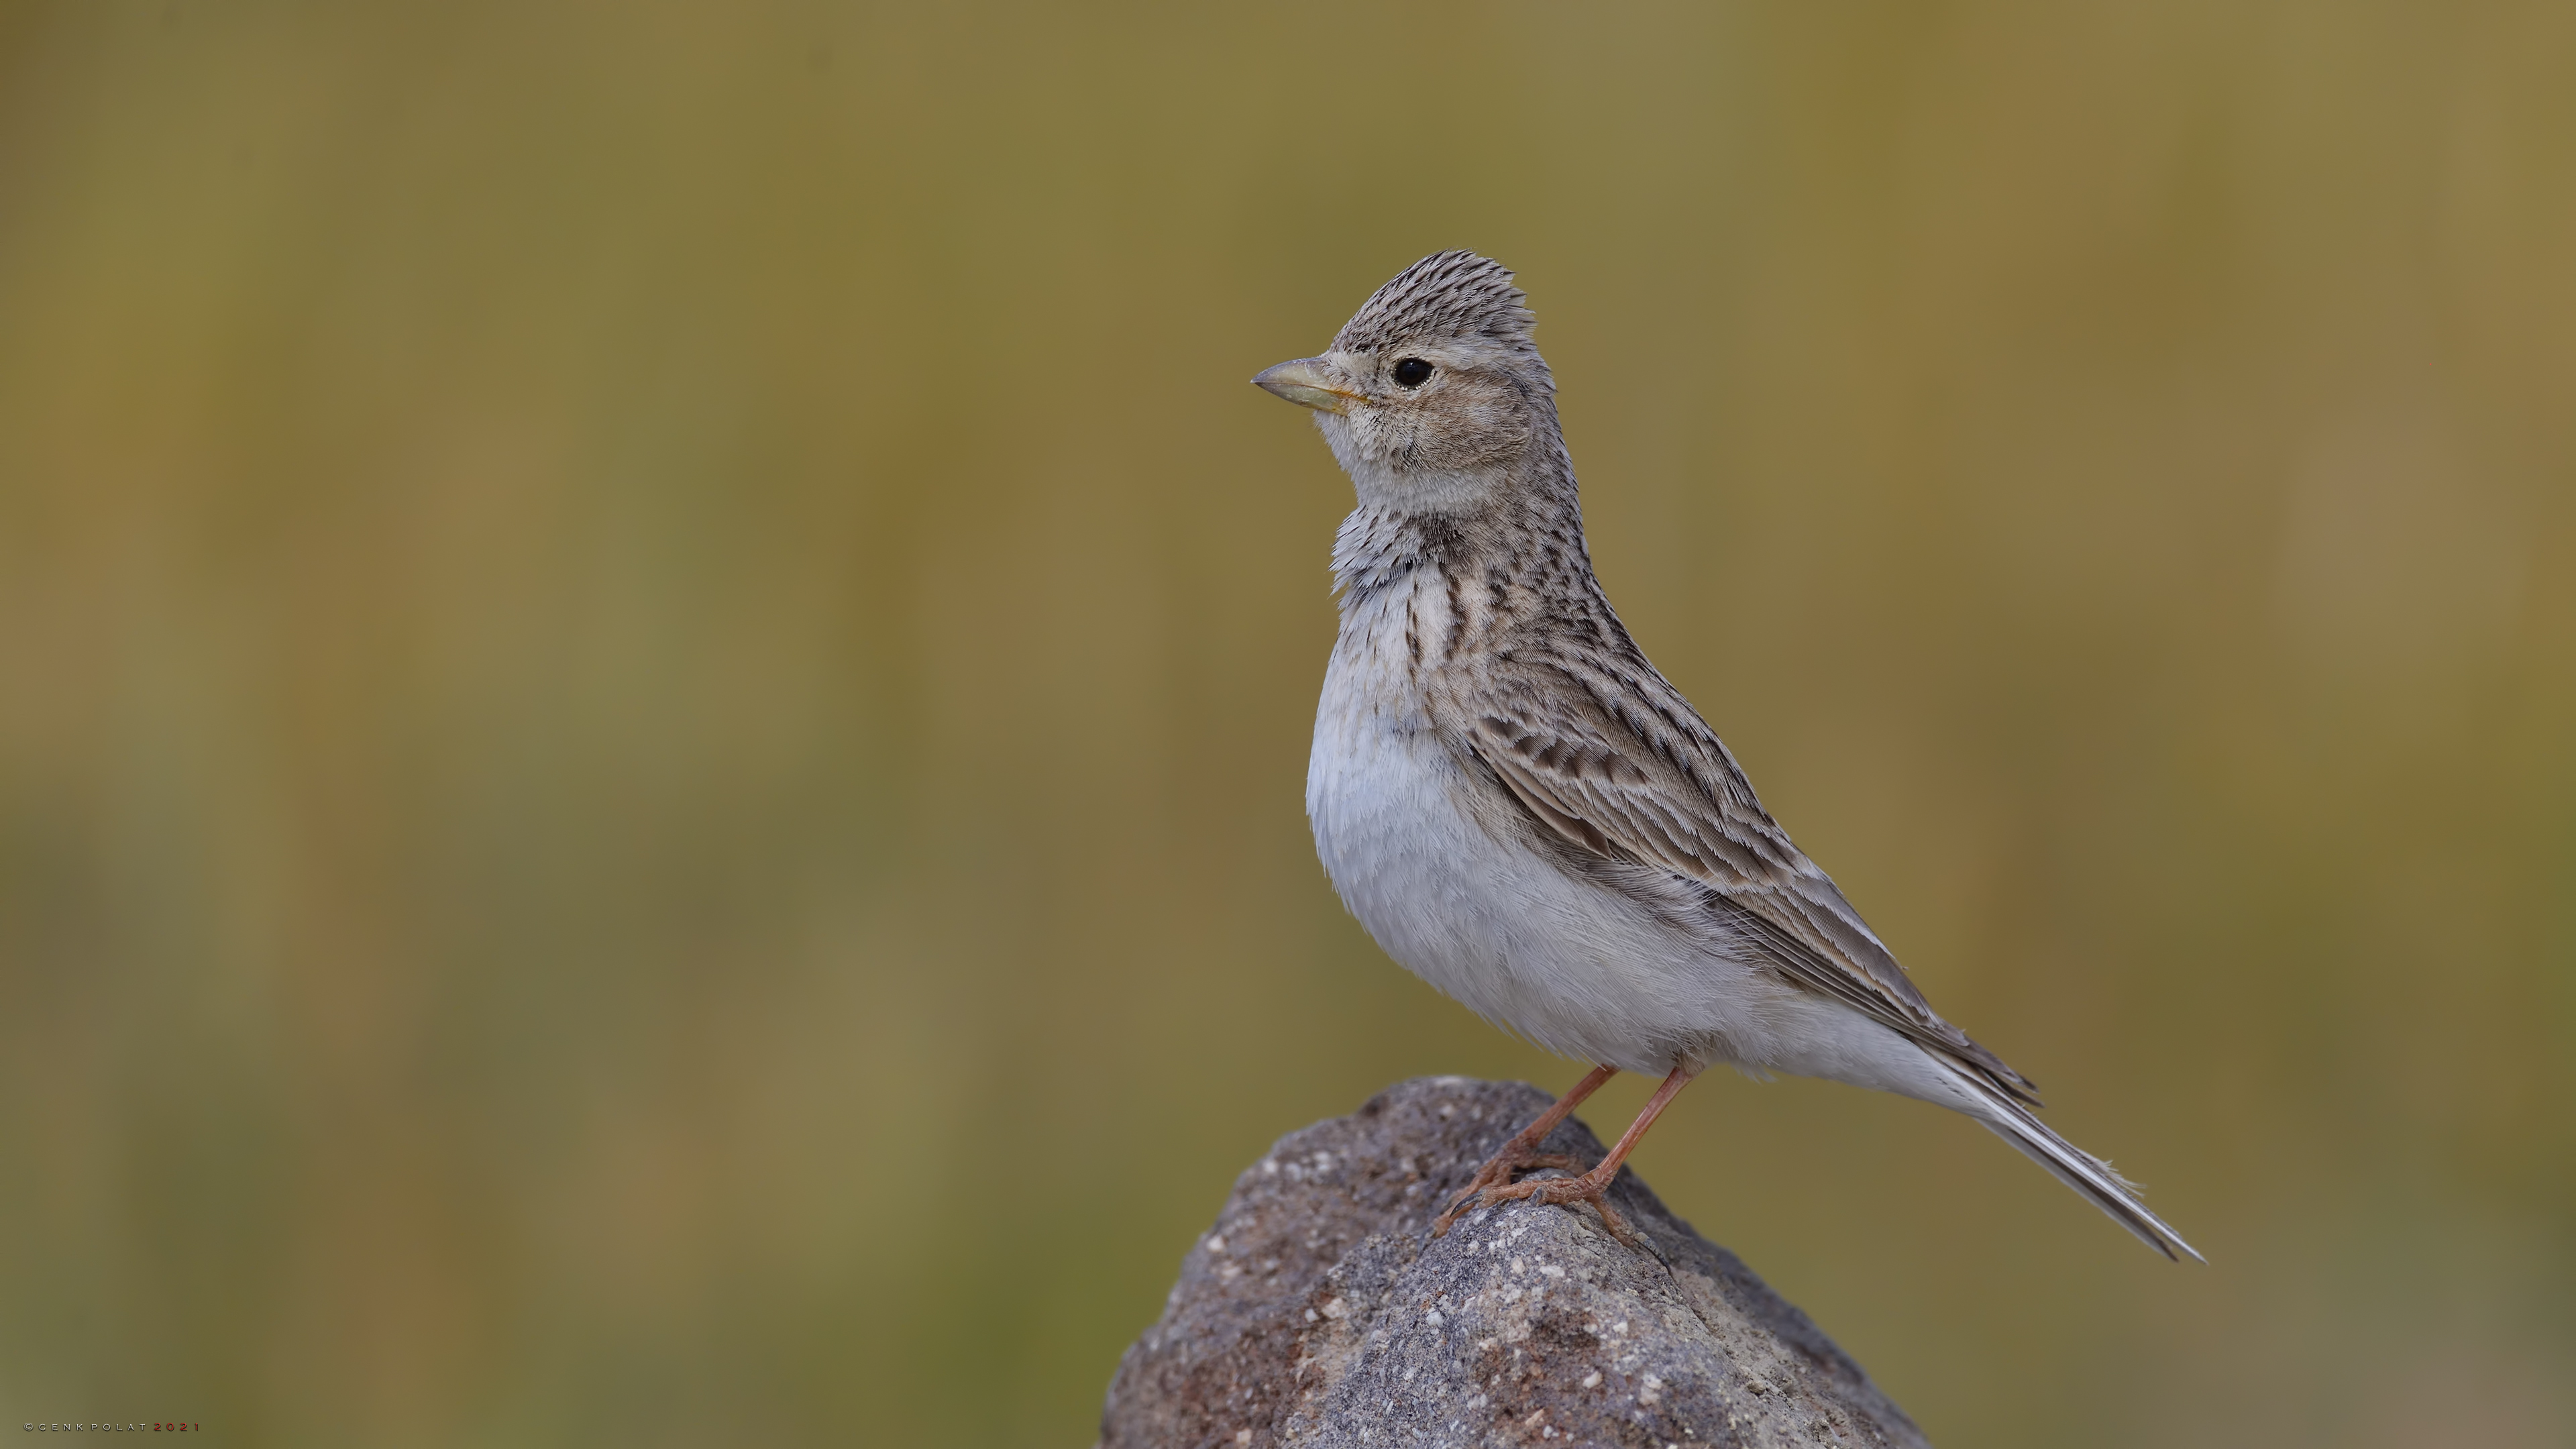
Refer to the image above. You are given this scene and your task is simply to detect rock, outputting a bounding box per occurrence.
[1099,1077,1929,1449]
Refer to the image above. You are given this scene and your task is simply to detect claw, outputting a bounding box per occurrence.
[1475,1171,1644,1250]
[1427,1065,1625,1240]
[1431,1151,1582,1237]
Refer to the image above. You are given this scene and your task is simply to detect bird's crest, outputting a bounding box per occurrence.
[1333,251,1538,360]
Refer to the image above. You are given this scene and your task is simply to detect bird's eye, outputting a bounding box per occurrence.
[1391,357,1434,388]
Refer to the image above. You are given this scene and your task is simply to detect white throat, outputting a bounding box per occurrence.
[1314,414,1519,515]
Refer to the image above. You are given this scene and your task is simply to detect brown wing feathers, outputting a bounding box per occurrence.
[1459,661,2041,1104]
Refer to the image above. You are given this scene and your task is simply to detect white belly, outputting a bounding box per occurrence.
[1304,598,1807,1075]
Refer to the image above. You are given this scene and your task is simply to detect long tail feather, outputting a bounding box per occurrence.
[1933,1057,2203,1262]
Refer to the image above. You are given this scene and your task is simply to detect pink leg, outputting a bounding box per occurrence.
[1431,1064,1618,1238]
[1474,1063,1702,1248]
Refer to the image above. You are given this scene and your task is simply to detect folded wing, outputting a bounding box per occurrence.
[1446,653,2037,1102]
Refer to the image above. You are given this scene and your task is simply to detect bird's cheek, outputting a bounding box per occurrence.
[1318,413,1367,471]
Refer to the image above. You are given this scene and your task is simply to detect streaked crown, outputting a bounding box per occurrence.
[1332,251,1540,366]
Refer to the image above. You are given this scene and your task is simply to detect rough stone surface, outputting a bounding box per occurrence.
[1099,1077,1928,1449]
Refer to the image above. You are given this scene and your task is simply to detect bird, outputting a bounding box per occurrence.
[1252,250,2198,1260]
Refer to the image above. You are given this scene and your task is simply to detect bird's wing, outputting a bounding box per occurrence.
[1443,651,2036,1097]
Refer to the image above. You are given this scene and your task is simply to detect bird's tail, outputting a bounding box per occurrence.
[1931,1055,2203,1263]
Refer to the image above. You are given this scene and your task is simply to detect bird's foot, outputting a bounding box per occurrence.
[1430,1150,1583,1238]
[1466,1169,1644,1250]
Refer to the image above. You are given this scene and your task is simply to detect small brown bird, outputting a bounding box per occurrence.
[1256,251,2196,1258]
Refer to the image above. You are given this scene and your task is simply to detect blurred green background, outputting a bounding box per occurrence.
[2,1,2571,1444]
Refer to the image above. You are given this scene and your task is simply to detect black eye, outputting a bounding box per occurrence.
[1391,357,1434,388]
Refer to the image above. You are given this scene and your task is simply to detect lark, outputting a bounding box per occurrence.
[1254,252,2197,1258]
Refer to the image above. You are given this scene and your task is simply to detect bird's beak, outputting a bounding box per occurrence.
[1253,357,1362,415]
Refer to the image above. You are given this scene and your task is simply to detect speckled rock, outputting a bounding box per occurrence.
[1098,1077,1928,1449]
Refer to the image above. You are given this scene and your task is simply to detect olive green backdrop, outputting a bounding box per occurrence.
[2,2,2570,1444]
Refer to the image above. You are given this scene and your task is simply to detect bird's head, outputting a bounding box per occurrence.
[1255,251,1559,513]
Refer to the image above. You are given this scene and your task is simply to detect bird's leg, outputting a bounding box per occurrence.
[1477,1063,1702,1248]
[1432,1065,1617,1238]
